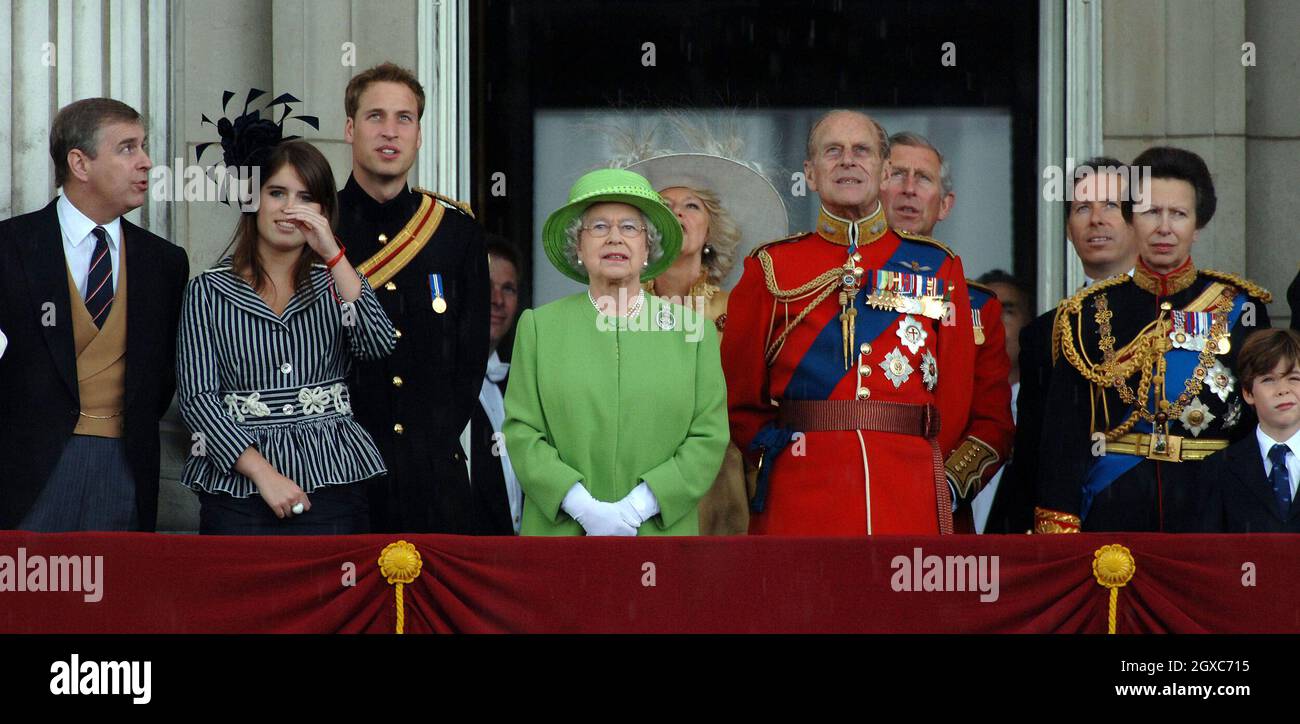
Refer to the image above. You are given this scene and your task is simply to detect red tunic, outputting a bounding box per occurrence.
[946,282,1016,531]
[721,205,975,535]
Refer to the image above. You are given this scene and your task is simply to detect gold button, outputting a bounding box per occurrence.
[1160,302,1172,311]
[859,343,872,356]
[384,281,397,291]
[378,234,389,245]
[392,376,403,388]
[858,365,872,377]
[856,387,871,400]
[394,329,402,339]
[393,423,404,434]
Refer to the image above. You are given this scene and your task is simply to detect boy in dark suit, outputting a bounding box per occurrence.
[1192,328,1300,532]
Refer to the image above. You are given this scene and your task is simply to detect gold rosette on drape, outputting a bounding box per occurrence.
[379,540,423,634]
[1092,544,1136,634]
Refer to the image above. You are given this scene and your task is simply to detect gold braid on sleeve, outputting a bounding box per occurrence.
[1034,507,1081,534]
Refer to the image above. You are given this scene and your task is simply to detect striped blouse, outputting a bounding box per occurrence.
[176,258,397,497]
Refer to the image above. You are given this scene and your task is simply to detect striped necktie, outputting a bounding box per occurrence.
[1269,444,1292,519]
[85,226,114,328]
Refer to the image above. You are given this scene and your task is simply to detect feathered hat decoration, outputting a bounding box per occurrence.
[196,89,320,170]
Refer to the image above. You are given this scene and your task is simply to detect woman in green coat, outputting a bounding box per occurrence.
[504,169,729,536]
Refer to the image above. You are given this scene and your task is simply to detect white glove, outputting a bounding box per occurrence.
[614,482,661,528]
[562,483,637,537]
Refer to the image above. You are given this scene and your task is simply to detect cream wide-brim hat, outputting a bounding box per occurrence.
[628,153,788,289]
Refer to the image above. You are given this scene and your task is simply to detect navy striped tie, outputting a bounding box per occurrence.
[85,226,114,328]
[1269,444,1292,519]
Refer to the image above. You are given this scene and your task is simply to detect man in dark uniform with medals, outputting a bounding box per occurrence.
[337,63,489,533]
[987,156,1138,533]
[1034,147,1271,533]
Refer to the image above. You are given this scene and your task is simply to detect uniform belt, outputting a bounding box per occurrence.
[1105,432,1228,461]
[775,398,949,534]
[777,400,940,439]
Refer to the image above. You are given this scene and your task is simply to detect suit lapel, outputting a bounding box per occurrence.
[1229,439,1287,523]
[17,200,78,401]
[122,220,153,410]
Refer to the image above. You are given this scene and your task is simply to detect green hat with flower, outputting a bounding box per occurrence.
[542,168,683,284]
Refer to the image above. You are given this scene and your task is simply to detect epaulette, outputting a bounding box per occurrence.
[895,228,956,258]
[1052,274,1132,366]
[416,187,475,219]
[747,231,808,258]
[1199,268,1273,303]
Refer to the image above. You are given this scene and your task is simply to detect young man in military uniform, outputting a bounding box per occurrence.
[338,63,489,534]
[987,156,1139,533]
[881,131,1015,532]
[721,110,977,535]
[1034,147,1271,533]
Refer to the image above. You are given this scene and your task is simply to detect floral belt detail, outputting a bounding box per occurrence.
[223,380,352,424]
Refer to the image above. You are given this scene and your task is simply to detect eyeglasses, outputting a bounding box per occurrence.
[581,221,646,239]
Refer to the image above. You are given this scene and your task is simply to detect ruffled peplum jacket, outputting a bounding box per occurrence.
[176,259,397,497]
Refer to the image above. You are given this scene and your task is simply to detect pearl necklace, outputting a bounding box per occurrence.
[589,289,644,318]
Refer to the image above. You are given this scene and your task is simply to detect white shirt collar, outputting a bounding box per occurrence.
[1257,425,1300,462]
[1082,267,1135,289]
[57,194,122,250]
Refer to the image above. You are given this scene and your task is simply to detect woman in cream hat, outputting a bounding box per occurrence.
[503,168,729,536]
[628,152,788,535]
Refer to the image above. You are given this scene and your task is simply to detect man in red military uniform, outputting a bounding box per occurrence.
[721,110,976,535]
[881,131,1015,532]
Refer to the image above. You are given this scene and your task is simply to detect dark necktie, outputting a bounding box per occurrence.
[85,226,114,328]
[1268,443,1292,519]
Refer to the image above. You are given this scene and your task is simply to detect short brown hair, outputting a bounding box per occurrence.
[49,98,143,187]
[227,140,339,296]
[1237,328,1300,395]
[344,62,425,121]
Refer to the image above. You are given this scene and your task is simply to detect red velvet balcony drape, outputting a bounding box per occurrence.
[1,532,1295,633]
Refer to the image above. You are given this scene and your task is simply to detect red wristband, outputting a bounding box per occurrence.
[326,246,347,269]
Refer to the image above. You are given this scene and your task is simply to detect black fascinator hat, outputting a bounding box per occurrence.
[196,89,320,170]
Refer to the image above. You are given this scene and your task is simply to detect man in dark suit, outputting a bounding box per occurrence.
[984,156,1137,533]
[0,98,189,531]
[1190,328,1300,532]
[469,236,524,534]
[336,63,490,534]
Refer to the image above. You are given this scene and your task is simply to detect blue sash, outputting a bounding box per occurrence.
[783,239,948,400]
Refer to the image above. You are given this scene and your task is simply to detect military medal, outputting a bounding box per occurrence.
[921,350,938,391]
[428,273,447,314]
[839,256,861,369]
[881,347,914,388]
[971,308,986,345]
[896,315,927,354]
[1223,399,1242,429]
[1179,397,1215,437]
[1206,360,1236,402]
